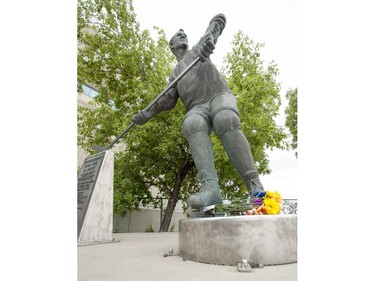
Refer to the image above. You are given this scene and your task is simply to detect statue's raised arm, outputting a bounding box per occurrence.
[199,13,226,46]
[195,13,226,62]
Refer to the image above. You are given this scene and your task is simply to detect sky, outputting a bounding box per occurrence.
[132,0,298,198]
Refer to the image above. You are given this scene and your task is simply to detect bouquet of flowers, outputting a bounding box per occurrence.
[245,190,282,215]
[214,190,282,216]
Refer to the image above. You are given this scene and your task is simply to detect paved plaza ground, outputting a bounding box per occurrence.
[78,232,297,281]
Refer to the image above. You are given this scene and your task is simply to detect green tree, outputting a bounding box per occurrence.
[77,0,198,231]
[284,88,298,157]
[218,31,287,198]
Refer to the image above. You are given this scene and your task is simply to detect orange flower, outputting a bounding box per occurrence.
[253,204,267,215]
[246,209,254,215]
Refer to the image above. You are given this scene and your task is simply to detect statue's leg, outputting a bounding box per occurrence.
[182,112,223,208]
[212,108,265,197]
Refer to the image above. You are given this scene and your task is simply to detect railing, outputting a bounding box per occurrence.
[282,199,298,214]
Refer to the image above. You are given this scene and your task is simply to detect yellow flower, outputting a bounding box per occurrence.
[265,190,282,203]
[273,191,282,203]
[263,197,281,215]
[266,190,275,198]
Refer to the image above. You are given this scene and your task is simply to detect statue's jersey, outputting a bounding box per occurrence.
[146,13,233,116]
[170,46,232,112]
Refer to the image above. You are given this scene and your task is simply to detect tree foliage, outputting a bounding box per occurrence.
[218,31,287,198]
[77,1,288,230]
[284,88,298,157]
[77,0,174,152]
[77,0,198,231]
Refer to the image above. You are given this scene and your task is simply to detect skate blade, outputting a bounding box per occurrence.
[189,205,215,218]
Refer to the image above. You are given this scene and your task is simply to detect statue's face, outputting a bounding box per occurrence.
[170,29,188,52]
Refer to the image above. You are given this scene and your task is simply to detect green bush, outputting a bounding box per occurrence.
[145,224,154,232]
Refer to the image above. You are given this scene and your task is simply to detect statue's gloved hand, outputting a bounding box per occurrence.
[197,39,215,62]
[132,110,152,125]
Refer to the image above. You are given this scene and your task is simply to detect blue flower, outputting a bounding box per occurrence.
[253,191,266,198]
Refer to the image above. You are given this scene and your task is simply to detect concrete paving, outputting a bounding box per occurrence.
[78,232,297,281]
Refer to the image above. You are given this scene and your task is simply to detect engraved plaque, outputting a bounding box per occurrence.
[77,152,106,239]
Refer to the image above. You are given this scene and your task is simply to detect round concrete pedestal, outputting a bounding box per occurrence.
[179,214,297,265]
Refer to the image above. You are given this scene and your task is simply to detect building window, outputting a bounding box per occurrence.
[82,84,99,98]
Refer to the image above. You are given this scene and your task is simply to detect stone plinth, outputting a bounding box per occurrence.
[179,214,297,265]
[78,151,114,245]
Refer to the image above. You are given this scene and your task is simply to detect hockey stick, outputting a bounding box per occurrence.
[92,56,200,153]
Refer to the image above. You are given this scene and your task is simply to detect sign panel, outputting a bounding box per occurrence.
[77,152,106,239]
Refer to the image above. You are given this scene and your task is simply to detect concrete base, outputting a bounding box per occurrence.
[179,214,297,265]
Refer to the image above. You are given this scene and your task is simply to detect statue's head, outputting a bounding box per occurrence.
[169,29,188,57]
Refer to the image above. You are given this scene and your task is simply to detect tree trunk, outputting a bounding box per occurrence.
[159,158,193,232]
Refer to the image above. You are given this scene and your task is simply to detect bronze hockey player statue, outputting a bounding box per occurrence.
[132,14,265,213]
